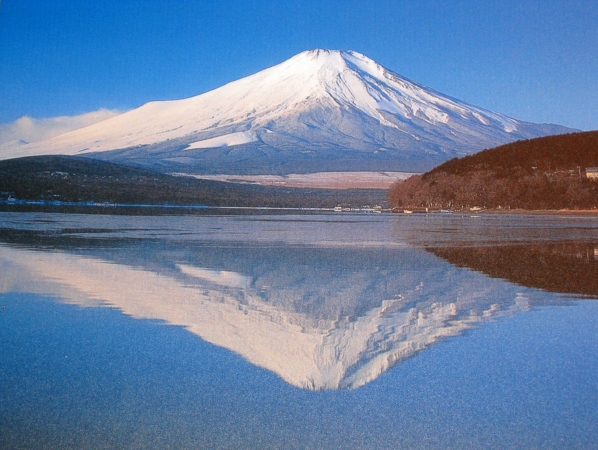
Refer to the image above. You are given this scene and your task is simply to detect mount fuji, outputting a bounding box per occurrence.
[1,49,574,174]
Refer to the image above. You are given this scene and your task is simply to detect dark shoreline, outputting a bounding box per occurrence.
[476,208,598,215]
[2,200,597,217]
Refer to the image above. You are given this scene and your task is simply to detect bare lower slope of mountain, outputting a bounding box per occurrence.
[1,50,574,174]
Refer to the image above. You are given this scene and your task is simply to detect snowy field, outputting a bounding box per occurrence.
[177,171,415,189]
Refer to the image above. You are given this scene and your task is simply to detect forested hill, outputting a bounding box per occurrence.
[0,155,386,209]
[389,131,598,210]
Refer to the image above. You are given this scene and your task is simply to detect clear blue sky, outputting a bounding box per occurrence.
[1,0,597,131]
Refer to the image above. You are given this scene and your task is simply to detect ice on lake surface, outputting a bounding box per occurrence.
[1,212,597,449]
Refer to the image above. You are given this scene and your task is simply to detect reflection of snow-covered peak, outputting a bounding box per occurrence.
[177,264,252,289]
[1,244,532,390]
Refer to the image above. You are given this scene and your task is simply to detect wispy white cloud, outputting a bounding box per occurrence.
[0,109,123,146]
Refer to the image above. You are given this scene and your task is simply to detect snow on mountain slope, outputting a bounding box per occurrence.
[187,131,257,149]
[0,49,574,174]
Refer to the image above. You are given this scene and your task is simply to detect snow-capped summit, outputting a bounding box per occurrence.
[0,49,573,174]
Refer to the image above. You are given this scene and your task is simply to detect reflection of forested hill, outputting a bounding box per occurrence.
[389,131,598,210]
[428,243,598,297]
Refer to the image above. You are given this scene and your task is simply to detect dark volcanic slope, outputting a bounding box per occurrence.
[0,155,386,208]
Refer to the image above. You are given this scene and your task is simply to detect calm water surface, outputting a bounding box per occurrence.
[1,212,597,449]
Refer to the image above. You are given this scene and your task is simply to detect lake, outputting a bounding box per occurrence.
[1,211,597,449]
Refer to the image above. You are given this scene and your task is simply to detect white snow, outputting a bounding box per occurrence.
[473,112,490,125]
[177,264,252,289]
[0,48,553,163]
[186,131,256,149]
[178,171,415,189]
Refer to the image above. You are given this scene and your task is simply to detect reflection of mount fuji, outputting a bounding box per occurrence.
[2,238,540,390]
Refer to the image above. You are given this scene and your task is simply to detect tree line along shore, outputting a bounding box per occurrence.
[0,155,387,210]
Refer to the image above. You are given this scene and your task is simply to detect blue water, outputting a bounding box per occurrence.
[1,212,597,449]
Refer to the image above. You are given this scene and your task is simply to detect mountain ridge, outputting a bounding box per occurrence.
[0,49,574,174]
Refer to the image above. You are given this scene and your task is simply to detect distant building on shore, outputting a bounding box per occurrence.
[585,167,598,179]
